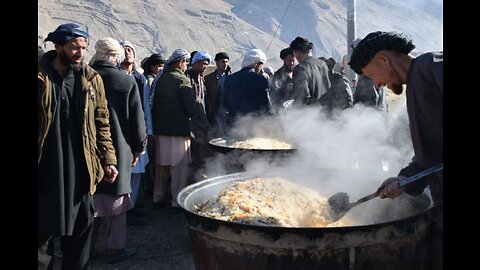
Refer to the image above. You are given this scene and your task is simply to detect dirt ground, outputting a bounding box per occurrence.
[84,194,196,270]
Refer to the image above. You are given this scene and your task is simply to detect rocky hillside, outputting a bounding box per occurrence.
[38,0,442,70]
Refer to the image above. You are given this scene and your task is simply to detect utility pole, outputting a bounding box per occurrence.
[347,0,356,81]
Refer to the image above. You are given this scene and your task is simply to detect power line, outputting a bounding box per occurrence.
[265,0,293,54]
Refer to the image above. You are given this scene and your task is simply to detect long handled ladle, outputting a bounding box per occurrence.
[327,163,443,222]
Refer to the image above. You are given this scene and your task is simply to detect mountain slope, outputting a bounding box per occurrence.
[38,0,442,70]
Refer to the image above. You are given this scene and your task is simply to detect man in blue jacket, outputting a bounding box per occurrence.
[222,48,270,128]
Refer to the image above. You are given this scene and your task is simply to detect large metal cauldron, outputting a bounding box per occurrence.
[209,137,296,154]
[208,137,296,173]
[178,171,433,270]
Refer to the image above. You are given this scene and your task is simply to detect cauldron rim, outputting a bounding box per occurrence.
[208,136,297,153]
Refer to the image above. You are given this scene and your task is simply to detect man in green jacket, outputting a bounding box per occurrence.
[38,23,118,270]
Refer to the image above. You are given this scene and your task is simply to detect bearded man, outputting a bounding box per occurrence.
[38,23,118,269]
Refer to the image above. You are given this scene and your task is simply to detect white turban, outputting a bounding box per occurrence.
[241,48,267,69]
[88,37,125,66]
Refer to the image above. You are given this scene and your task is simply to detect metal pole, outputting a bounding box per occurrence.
[347,0,357,81]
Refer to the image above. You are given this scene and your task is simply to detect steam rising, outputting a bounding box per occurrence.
[201,103,424,224]
[207,105,413,184]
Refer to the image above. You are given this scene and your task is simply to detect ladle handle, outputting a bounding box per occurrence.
[398,163,443,188]
[350,191,378,208]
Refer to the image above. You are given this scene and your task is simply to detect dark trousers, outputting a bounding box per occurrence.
[38,197,94,270]
[424,211,443,270]
[190,135,214,182]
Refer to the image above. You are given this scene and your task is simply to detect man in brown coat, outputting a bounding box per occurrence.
[38,23,118,270]
[204,52,231,137]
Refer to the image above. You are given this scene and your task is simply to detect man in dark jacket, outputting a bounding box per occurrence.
[222,49,270,127]
[118,40,153,224]
[186,50,214,181]
[349,31,443,270]
[38,23,118,270]
[269,48,296,112]
[89,37,147,263]
[353,74,387,111]
[318,57,353,112]
[151,49,196,209]
[289,37,331,107]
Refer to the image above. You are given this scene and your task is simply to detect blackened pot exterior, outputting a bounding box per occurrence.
[209,138,296,173]
[209,137,296,154]
[178,172,432,270]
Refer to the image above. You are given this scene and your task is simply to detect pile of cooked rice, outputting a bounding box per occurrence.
[195,177,352,227]
[230,137,292,150]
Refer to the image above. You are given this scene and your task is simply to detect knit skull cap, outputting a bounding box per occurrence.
[214,52,229,61]
[192,50,212,64]
[348,31,415,74]
[144,53,165,66]
[241,48,267,68]
[166,48,190,64]
[45,23,89,44]
[120,40,137,57]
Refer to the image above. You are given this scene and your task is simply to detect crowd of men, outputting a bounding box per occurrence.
[38,22,443,269]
